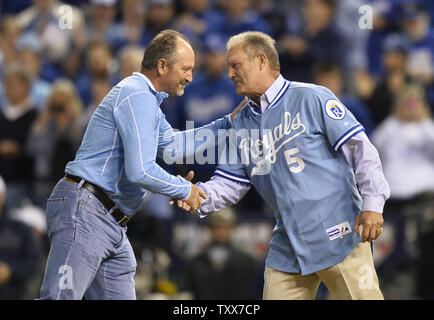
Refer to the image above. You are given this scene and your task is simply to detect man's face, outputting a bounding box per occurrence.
[163,40,194,96]
[5,73,29,105]
[226,44,260,97]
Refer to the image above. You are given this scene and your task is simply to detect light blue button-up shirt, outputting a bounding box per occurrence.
[66,72,232,216]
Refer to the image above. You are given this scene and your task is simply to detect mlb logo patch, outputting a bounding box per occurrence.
[327,221,352,240]
[325,99,346,120]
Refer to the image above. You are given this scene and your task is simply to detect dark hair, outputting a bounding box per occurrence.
[312,61,342,78]
[141,29,190,70]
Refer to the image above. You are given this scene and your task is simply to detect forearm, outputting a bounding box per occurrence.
[341,131,390,213]
[196,174,251,217]
[126,160,191,200]
[160,115,232,162]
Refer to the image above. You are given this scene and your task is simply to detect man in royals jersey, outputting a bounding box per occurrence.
[174,31,390,299]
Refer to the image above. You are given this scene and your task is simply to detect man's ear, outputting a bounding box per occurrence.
[257,53,266,71]
[157,58,168,76]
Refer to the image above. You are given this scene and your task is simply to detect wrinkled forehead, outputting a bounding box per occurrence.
[226,44,248,65]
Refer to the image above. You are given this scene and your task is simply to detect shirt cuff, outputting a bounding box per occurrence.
[195,208,208,218]
[180,183,192,201]
[362,196,385,214]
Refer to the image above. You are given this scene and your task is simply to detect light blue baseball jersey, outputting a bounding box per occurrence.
[200,76,387,275]
[66,72,232,216]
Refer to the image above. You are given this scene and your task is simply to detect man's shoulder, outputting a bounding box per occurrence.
[289,81,328,94]
[289,81,337,104]
[113,76,156,107]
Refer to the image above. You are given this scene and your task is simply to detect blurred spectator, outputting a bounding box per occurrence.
[400,1,434,109]
[335,0,370,92]
[219,0,271,38]
[0,64,37,210]
[176,33,241,181]
[366,0,402,76]
[84,0,119,50]
[372,83,434,201]
[116,45,143,81]
[0,15,21,68]
[357,33,412,126]
[16,34,52,110]
[108,0,147,52]
[80,78,112,130]
[313,61,375,136]
[419,0,434,26]
[0,0,33,15]
[26,79,83,207]
[0,175,41,300]
[279,0,346,82]
[372,83,434,299]
[15,0,85,64]
[181,208,259,299]
[254,0,288,40]
[173,0,226,45]
[75,40,115,107]
[143,0,176,45]
[400,2,433,82]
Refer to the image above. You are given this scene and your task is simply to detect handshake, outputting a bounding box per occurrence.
[169,171,206,214]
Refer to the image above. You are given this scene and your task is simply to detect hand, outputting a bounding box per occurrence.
[353,211,384,243]
[169,171,194,212]
[0,261,11,285]
[169,171,207,214]
[230,97,249,121]
[183,184,207,214]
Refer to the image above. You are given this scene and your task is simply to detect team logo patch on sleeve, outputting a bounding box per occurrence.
[325,99,346,120]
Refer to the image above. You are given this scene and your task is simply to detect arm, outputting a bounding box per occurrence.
[340,131,390,242]
[170,170,251,217]
[114,92,191,200]
[341,131,390,213]
[196,174,251,218]
[157,97,249,163]
[156,114,232,163]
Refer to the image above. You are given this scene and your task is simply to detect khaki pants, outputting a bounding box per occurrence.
[263,242,384,300]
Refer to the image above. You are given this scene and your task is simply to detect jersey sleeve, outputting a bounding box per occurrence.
[312,86,365,152]
[214,127,250,185]
[195,129,251,217]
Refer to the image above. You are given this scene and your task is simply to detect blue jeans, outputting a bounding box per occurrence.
[39,179,137,300]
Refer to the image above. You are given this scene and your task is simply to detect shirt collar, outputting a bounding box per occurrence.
[133,72,169,102]
[249,74,286,113]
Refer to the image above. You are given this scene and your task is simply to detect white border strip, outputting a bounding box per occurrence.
[215,169,250,184]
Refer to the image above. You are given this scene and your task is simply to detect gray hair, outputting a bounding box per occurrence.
[226,31,280,71]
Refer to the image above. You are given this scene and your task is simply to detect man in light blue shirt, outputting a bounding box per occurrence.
[175,31,390,299]
[39,30,241,300]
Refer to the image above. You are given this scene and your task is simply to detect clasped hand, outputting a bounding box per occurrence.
[169,171,206,214]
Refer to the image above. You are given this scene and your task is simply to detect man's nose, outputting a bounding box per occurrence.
[227,68,235,80]
[186,71,193,83]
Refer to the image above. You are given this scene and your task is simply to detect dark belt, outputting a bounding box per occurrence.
[64,174,130,226]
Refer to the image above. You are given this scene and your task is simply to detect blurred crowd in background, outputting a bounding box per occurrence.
[0,0,433,300]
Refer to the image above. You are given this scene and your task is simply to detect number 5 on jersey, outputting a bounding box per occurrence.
[284,147,305,173]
